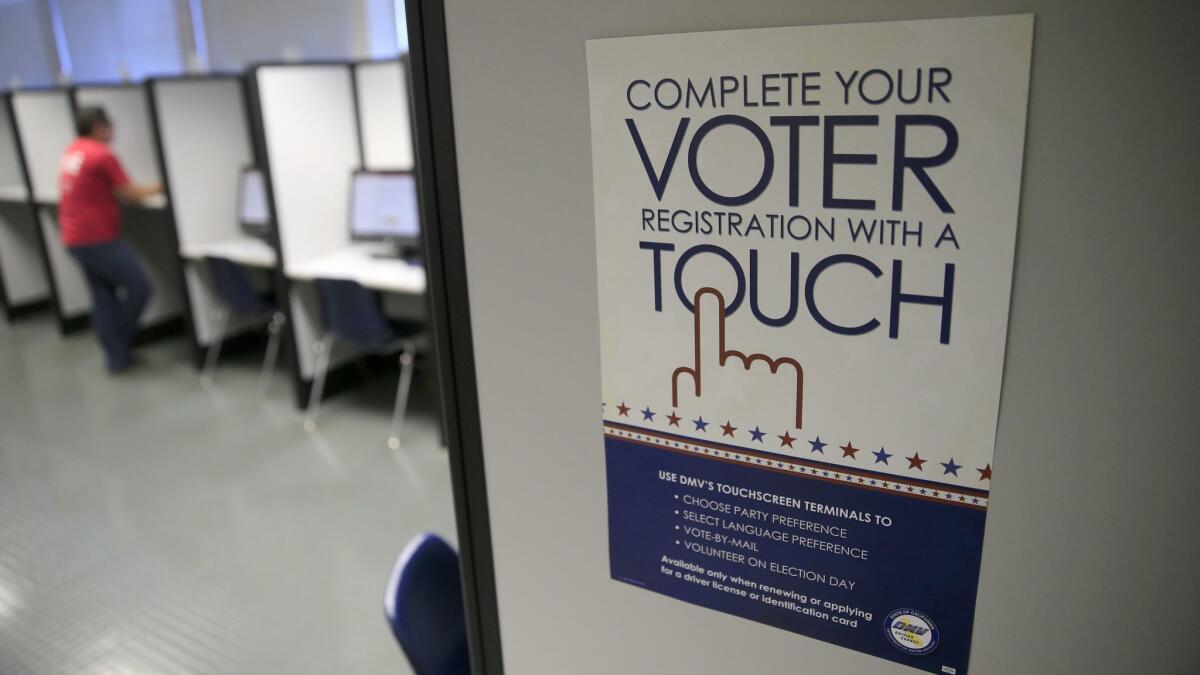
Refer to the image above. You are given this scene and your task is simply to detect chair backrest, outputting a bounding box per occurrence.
[384,533,471,675]
[206,256,271,315]
[314,277,397,347]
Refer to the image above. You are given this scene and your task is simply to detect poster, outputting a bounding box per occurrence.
[587,15,1032,674]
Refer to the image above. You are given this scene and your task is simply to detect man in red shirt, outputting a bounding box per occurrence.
[59,106,162,372]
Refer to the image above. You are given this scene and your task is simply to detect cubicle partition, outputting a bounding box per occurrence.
[72,84,185,333]
[9,84,186,338]
[147,75,268,365]
[250,58,426,407]
[10,88,91,331]
[0,93,50,319]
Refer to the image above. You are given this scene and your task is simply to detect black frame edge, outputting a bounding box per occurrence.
[406,0,504,672]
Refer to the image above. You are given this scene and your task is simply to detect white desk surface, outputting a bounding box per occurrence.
[182,236,278,269]
[0,185,28,202]
[286,243,426,295]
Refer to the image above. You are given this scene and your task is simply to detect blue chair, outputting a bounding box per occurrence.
[304,277,421,448]
[202,256,286,393]
[384,533,470,675]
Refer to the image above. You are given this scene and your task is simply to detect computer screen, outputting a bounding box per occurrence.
[349,171,420,242]
[239,167,270,235]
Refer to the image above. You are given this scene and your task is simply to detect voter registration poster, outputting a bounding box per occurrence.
[587,15,1032,674]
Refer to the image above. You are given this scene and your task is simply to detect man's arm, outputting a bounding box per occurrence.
[101,152,161,203]
[114,182,163,202]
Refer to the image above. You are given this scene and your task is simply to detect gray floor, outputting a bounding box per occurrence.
[0,313,457,674]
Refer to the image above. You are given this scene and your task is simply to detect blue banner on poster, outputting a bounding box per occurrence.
[588,15,1033,674]
[605,422,987,673]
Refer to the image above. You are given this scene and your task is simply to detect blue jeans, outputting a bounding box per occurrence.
[68,241,152,371]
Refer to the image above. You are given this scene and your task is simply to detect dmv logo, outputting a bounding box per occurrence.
[885,609,940,656]
[893,620,929,637]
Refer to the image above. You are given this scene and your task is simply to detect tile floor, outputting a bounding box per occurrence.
[0,313,456,674]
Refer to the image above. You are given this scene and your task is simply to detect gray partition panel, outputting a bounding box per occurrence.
[439,1,1200,674]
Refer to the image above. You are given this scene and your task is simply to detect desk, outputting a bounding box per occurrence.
[286,243,426,295]
[282,243,428,399]
[182,236,277,269]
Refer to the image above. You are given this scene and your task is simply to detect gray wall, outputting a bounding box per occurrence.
[201,0,400,69]
[0,0,403,85]
[0,0,55,86]
[443,1,1200,673]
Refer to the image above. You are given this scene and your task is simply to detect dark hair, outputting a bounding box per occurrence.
[75,106,111,137]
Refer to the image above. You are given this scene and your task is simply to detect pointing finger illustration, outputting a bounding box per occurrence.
[696,286,725,373]
[673,287,804,429]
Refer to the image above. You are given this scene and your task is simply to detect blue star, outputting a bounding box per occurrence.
[693,417,708,432]
[873,447,892,464]
[641,406,655,421]
[748,426,765,442]
[941,458,962,476]
[808,436,827,453]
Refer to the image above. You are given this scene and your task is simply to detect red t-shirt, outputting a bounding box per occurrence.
[58,138,130,246]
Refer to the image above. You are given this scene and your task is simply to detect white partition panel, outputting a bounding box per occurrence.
[11,91,74,203]
[73,87,163,186]
[0,103,28,198]
[355,60,414,170]
[257,64,362,378]
[11,90,85,323]
[257,65,360,269]
[0,99,49,308]
[151,77,258,346]
[152,78,253,251]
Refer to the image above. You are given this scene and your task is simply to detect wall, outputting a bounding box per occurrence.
[442,1,1200,674]
[0,0,405,86]
[57,0,184,81]
[202,0,400,69]
[0,0,56,87]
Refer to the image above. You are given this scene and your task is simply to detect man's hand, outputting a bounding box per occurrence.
[672,287,804,428]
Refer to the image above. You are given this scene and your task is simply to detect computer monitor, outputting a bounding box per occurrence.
[348,170,420,249]
[238,166,270,237]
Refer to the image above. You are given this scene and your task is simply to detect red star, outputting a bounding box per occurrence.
[666,410,681,427]
[778,432,795,448]
[720,421,737,437]
[977,463,992,481]
[906,452,926,470]
[840,442,859,459]
[616,402,630,417]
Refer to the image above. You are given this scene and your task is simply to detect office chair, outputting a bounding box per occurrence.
[304,277,421,448]
[201,256,286,394]
[384,533,470,675]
